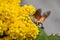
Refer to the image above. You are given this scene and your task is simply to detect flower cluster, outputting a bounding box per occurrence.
[0,0,39,40]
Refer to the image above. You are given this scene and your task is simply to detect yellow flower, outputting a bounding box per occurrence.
[0,0,40,40]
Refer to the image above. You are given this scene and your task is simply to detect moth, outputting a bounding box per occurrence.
[30,9,51,29]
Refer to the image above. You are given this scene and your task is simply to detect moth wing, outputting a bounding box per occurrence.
[40,11,51,23]
[33,9,42,20]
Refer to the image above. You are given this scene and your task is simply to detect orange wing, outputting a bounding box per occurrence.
[40,11,51,23]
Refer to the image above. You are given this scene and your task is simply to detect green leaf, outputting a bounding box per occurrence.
[36,26,60,40]
[36,27,48,40]
[48,35,60,40]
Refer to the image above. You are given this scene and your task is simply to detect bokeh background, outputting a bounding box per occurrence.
[21,0,60,35]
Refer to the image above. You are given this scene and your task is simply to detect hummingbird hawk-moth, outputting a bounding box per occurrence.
[30,9,51,29]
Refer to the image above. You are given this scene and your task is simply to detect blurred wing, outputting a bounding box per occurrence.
[40,11,51,23]
[43,11,51,18]
[33,9,42,21]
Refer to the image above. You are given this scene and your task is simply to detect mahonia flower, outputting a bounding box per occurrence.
[0,0,40,40]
